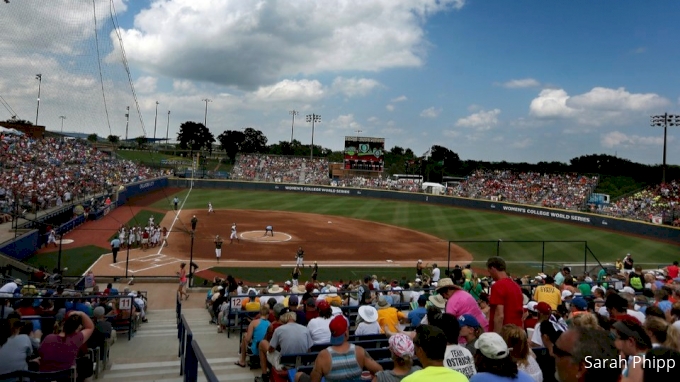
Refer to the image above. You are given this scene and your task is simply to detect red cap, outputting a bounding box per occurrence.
[535,302,552,315]
[317,300,331,312]
[329,315,348,338]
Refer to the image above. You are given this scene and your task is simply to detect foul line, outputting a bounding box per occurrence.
[158,185,193,256]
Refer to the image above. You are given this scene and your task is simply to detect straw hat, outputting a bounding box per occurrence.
[435,278,454,291]
[377,296,391,309]
[429,294,447,309]
[268,285,283,294]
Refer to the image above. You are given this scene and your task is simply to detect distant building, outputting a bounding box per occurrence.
[0,122,45,139]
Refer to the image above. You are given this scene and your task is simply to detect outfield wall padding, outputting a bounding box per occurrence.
[0,230,40,261]
[174,179,680,244]
[117,177,169,205]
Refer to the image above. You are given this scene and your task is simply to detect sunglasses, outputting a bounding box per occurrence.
[552,343,572,358]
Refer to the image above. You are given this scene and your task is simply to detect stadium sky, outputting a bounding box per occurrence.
[1,0,679,166]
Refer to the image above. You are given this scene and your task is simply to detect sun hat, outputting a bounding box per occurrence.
[268,285,283,294]
[535,302,552,315]
[377,296,391,309]
[458,314,481,329]
[389,333,415,359]
[327,286,338,298]
[435,278,454,291]
[475,332,510,360]
[329,315,348,346]
[358,306,378,323]
[428,294,447,309]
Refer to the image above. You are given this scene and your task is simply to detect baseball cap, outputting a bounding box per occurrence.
[317,300,331,312]
[524,301,538,313]
[306,298,316,307]
[536,302,552,315]
[571,297,588,311]
[93,306,105,317]
[475,332,510,360]
[288,295,299,306]
[388,333,415,359]
[329,315,348,346]
[618,286,635,295]
[417,294,428,304]
[458,314,481,329]
[561,290,573,299]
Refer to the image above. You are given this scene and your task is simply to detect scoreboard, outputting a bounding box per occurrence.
[344,136,385,172]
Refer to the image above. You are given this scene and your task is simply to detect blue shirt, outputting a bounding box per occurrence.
[110,238,121,248]
[408,307,427,327]
[470,370,535,382]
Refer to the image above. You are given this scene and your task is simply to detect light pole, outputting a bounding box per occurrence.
[202,99,212,127]
[59,116,66,137]
[153,101,159,145]
[35,74,42,126]
[166,110,170,147]
[306,113,321,160]
[651,113,680,184]
[124,106,130,141]
[289,110,298,143]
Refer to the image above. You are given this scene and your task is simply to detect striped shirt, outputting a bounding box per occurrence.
[325,344,363,382]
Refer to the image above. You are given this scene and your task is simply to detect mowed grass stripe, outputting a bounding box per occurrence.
[151,189,678,266]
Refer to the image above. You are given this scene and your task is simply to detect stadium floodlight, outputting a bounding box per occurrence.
[35,74,42,126]
[289,110,298,143]
[153,101,159,145]
[306,113,321,160]
[202,98,212,127]
[650,113,680,184]
[166,110,171,147]
[59,116,66,139]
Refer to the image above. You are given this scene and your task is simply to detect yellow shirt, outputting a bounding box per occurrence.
[402,366,468,382]
[325,296,343,307]
[244,301,261,312]
[377,307,406,333]
[533,285,562,310]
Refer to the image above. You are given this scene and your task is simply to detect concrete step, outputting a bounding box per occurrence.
[103,357,259,382]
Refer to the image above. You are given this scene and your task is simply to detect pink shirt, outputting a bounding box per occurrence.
[38,332,85,372]
[445,290,489,332]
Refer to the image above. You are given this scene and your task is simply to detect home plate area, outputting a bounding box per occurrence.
[110,253,183,273]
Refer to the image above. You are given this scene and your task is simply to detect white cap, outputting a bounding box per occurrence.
[417,259,423,263]
[415,278,422,283]
[618,286,636,295]
[475,332,509,360]
[285,281,291,286]
[524,301,538,312]
[561,290,573,299]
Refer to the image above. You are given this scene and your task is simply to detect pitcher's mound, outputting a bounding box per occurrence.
[240,231,293,243]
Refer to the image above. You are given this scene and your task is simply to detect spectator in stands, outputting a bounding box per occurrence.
[259,308,313,382]
[612,316,653,378]
[470,332,534,382]
[530,303,558,348]
[628,266,645,292]
[0,318,34,376]
[436,278,488,333]
[355,306,380,335]
[463,273,483,301]
[0,278,21,298]
[235,305,271,369]
[304,315,382,382]
[407,295,428,328]
[533,276,561,311]
[373,333,421,382]
[500,324,543,382]
[604,293,630,320]
[459,314,484,355]
[402,325,468,382]
[523,302,538,331]
[304,298,320,322]
[287,295,307,326]
[377,296,408,334]
[553,327,621,382]
[307,300,333,345]
[429,313,476,379]
[324,287,342,307]
[487,257,524,333]
[39,310,94,372]
[640,347,680,381]
[642,317,680,351]
[570,313,600,331]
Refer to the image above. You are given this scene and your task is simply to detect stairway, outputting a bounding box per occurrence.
[298,161,307,184]
[103,307,260,382]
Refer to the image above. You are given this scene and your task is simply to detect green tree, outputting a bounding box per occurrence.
[107,135,120,146]
[241,127,268,153]
[177,121,215,157]
[135,135,147,149]
[1,118,32,125]
[87,133,98,143]
[217,130,245,164]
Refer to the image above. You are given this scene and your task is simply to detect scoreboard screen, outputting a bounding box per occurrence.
[343,136,385,171]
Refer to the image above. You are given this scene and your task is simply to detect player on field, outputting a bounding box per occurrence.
[162,226,169,247]
[291,265,301,287]
[47,229,58,248]
[208,202,214,214]
[230,223,239,244]
[311,261,318,281]
[295,246,305,267]
[214,235,223,263]
[263,225,274,237]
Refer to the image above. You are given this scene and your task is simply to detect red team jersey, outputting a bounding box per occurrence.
[489,277,525,332]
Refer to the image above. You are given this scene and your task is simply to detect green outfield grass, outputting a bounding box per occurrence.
[152,188,678,277]
[24,245,108,277]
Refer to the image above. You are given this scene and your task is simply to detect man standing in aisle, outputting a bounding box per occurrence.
[214,235,223,263]
[431,263,441,285]
[486,256,524,333]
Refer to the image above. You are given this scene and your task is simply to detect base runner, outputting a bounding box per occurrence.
[214,235,223,263]
[208,202,214,214]
[230,223,239,244]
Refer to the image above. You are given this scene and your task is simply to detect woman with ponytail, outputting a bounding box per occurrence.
[643,317,680,351]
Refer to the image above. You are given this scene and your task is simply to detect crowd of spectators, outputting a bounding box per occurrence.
[596,180,679,223]
[231,154,330,185]
[0,274,148,381]
[333,177,422,192]
[448,170,598,210]
[0,133,166,218]
[205,257,680,382]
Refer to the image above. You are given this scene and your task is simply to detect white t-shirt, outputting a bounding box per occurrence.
[307,317,332,344]
[627,309,646,325]
[520,356,544,382]
[443,344,476,379]
[432,268,441,282]
[0,282,18,294]
[354,321,381,336]
[531,322,544,347]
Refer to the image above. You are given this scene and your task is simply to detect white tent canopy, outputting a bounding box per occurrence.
[0,126,24,135]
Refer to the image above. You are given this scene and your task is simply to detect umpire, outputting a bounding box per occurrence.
[191,215,198,231]
[110,237,121,263]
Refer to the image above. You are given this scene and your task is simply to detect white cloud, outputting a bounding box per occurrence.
[113,0,466,90]
[247,79,325,103]
[326,114,362,134]
[511,138,533,149]
[601,131,669,149]
[455,109,501,131]
[386,104,395,112]
[529,87,670,126]
[420,107,441,118]
[135,76,157,94]
[172,80,196,93]
[367,116,379,123]
[500,78,541,89]
[331,77,381,97]
[443,130,460,138]
[391,95,408,103]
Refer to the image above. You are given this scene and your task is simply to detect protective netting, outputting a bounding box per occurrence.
[0,0,146,140]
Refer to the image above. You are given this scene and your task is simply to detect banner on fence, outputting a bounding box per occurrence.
[651,215,663,225]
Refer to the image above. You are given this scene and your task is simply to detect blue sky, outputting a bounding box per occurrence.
[1,0,679,165]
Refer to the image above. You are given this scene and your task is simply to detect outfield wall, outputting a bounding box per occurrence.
[116,177,169,205]
[174,179,680,244]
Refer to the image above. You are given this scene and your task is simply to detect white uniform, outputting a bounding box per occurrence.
[208,203,214,213]
[215,238,222,258]
[230,225,237,240]
[47,230,57,245]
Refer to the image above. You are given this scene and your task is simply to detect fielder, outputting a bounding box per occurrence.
[230,223,239,244]
[295,246,304,267]
[263,225,274,237]
[47,229,58,248]
[208,202,214,214]
[214,235,223,263]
